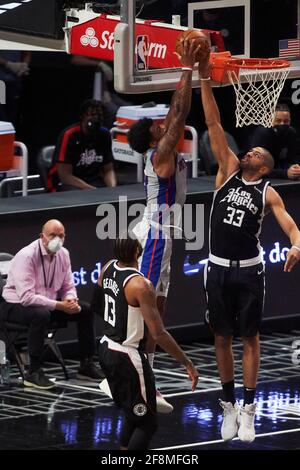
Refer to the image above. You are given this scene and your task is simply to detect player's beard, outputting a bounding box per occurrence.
[240,158,249,170]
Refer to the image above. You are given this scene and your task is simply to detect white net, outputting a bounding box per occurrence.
[228,66,290,128]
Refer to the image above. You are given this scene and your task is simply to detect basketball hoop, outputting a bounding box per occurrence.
[210,53,290,128]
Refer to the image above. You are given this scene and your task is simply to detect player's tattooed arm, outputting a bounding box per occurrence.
[164,69,193,131]
[152,40,198,178]
[163,38,198,131]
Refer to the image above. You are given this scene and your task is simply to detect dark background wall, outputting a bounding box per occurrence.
[1,183,300,344]
[1,0,300,345]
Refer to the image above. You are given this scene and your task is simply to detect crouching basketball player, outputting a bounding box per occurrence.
[94,236,199,450]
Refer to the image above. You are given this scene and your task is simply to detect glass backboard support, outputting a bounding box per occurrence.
[114,0,300,93]
[188,0,250,59]
[114,0,207,93]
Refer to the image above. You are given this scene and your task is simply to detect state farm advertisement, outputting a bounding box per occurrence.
[69,15,224,69]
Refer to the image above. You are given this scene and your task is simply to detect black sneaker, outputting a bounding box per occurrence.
[23,368,56,390]
[77,360,105,382]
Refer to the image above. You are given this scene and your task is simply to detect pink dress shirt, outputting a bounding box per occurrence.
[2,239,77,310]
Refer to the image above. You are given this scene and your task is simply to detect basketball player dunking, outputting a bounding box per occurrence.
[198,54,300,442]
[127,40,201,412]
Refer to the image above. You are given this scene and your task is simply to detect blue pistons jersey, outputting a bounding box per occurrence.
[132,148,187,295]
[142,148,187,225]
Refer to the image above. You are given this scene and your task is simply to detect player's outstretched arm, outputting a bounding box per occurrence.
[163,39,200,131]
[126,276,199,391]
[198,57,240,188]
[154,40,198,178]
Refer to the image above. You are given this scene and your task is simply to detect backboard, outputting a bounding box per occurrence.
[188,0,250,58]
[1,1,300,85]
[113,0,300,93]
[114,0,224,93]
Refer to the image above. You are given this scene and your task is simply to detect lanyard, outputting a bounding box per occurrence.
[38,242,56,289]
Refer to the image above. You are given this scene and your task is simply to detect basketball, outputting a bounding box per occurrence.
[175,29,210,63]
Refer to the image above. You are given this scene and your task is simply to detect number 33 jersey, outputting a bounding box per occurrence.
[101,260,146,349]
[210,171,270,260]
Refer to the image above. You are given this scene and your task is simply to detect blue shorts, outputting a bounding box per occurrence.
[133,221,172,297]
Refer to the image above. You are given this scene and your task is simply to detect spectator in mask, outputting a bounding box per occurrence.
[0,219,105,389]
[47,99,117,191]
[249,103,300,179]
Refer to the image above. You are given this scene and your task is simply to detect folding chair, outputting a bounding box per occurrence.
[0,253,69,380]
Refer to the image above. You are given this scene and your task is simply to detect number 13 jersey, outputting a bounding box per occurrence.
[102,260,146,349]
[210,171,270,260]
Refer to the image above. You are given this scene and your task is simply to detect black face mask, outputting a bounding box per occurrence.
[86,117,102,135]
[274,124,290,138]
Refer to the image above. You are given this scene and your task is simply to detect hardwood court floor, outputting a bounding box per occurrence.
[0,331,299,451]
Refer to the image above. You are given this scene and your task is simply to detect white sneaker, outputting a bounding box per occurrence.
[99,380,173,413]
[156,390,174,414]
[99,378,113,399]
[238,403,256,443]
[219,399,239,441]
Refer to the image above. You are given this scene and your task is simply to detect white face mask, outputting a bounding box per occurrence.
[47,236,63,253]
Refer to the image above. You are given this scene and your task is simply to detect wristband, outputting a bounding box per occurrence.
[182,67,193,71]
[292,245,300,253]
[200,77,210,81]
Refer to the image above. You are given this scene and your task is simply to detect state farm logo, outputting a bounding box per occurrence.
[80,27,115,50]
[80,28,99,48]
[79,27,167,59]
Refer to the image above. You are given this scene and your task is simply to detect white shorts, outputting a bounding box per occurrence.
[132,221,172,297]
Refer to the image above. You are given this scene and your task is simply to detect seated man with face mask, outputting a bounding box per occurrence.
[47,99,117,191]
[1,219,104,389]
[249,102,300,179]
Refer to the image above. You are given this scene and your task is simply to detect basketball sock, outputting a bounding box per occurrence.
[127,415,158,450]
[221,379,235,405]
[148,353,154,369]
[243,386,256,405]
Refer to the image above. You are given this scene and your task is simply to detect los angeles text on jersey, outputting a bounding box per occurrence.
[100,454,199,465]
[220,187,259,215]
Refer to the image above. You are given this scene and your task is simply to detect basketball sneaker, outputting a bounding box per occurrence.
[219,399,239,441]
[238,403,256,443]
[99,381,174,413]
[156,390,174,414]
[99,378,113,398]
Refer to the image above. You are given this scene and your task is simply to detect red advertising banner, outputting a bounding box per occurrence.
[69,14,225,69]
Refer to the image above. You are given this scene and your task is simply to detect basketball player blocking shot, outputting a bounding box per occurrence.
[198,50,300,443]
